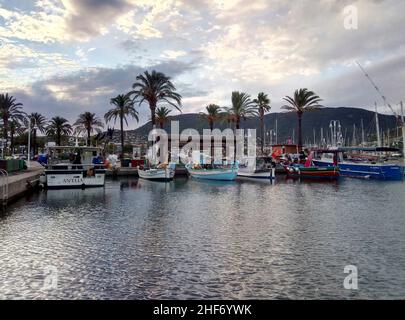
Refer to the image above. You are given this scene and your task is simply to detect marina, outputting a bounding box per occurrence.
[1,0,405,304]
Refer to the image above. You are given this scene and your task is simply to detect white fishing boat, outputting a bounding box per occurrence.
[237,156,275,180]
[137,163,175,182]
[40,146,106,189]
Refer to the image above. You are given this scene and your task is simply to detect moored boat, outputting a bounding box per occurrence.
[137,163,176,182]
[237,156,275,180]
[42,146,106,189]
[285,150,340,180]
[186,163,238,181]
[285,165,340,180]
[312,147,403,181]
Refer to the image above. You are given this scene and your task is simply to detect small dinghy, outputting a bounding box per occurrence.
[137,163,176,182]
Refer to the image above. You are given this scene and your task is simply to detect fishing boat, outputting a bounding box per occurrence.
[237,156,275,180]
[186,163,239,181]
[40,146,106,189]
[285,150,340,180]
[285,165,340,180]
[312,147,403,181]
[137,163,176,182]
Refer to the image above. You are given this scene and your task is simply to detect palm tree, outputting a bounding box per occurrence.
[74,112,104,146]
[9,120,25,154]
[129,70,182,127]
[200,104,222,131]
[105,94,139,155]
[225,92,256,161]
[253,92,271,153]
[25,112,47,155]
[281,88,323,150]
[225,92,256,130]
[200,104,223,161]
[0,93,25,154]
[155,106,172,129]
[46,117,73,146]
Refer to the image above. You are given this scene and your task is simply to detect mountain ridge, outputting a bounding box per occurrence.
[115,107,398,145]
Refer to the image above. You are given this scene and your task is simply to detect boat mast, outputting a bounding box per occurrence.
[401,101,405,159]
[352,124,356,146]
[313,128,316,147]
[375,102,381,147]
[361,118,365,146]
[320,127,324,147]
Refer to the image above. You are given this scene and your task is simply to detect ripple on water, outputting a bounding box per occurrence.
[1,177,405,299]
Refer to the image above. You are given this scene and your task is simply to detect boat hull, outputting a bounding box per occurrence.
[285,166,339,180]
[45,169,106,188]
[138,168,175,181]
[313,160,403,181]
[187,167,238,181]
[237,169,275,180]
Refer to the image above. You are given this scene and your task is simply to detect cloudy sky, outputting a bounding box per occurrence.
[1,0,404,129]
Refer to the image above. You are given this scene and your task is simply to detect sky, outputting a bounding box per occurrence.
[1,0,405,130]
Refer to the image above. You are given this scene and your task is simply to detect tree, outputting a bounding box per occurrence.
[200,104,222,131]
[25,112,47,155]
[9,120,25,154]
[200,104,223,162]
[74,112,104,146]
[225,92,256,161]
[46,117,73,146]
[282,88,323,150]
[0,93,25,154]
[225,92,256,130]
[253,92,271,153]
[105,94,139,155]
[129,70,182,127]
[155,106,172,129]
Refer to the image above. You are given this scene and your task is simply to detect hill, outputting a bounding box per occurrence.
[117,107,398,145]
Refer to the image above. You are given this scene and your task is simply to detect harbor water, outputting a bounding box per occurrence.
[1,177,405,299]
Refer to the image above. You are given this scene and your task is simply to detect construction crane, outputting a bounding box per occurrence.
[356,61,405,157]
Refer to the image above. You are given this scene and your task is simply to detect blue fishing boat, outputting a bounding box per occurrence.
[312,147,403,181]
[186,163,238,181]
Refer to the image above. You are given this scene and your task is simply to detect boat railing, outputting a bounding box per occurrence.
[45,164,106,170]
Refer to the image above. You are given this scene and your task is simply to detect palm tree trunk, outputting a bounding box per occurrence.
[3,118,8,155]
[298,111,303,151]
[87,128,91,146]
[120,112,124,158]
[260,109,264,154]
[57,129,61,146]
[234,120,240,163]
[150,105,156,127]
[10,131,14,155]
[33,129,37,155]
[210,121,214,164]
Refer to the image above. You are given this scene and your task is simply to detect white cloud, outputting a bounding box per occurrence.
[161,50,187,59]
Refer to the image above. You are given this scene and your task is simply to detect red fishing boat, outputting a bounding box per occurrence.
[285,150,340,180]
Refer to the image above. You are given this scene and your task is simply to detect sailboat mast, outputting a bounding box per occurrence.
[361,118,365,146]
[375,102,381,147]
[320,127,324,147]
[401,101,405,159]
[353,124,356,146]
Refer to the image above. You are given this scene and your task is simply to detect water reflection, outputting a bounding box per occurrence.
[1,177,405,299]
